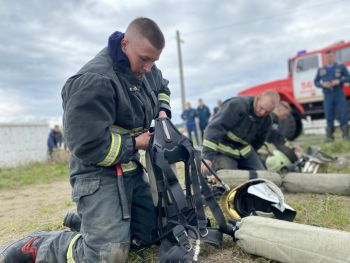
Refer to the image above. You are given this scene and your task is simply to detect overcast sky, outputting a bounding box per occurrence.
[1,0,349,125]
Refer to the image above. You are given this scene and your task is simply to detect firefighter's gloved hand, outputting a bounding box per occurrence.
[201,159,212,176]
[135,132,152,150]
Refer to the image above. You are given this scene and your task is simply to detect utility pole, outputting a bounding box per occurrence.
[176,30,186,111]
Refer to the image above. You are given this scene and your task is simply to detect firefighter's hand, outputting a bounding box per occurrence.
[158,110,167,118]
[331,79,340,87]
[201,159,212,176]
[135,132,152,150]
[293,144,302,158]
[322,81,332,89]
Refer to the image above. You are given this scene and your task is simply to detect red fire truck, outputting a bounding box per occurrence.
[238,41,350,140]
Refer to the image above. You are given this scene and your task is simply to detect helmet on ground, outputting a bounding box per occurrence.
[220,179,296,221]
[265,149,292,172]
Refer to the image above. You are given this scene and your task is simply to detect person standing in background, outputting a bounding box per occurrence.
[196,98,211,143]
[181,102,199,144]
[212,99,223,117]
[47,124,62,157]
[314,50,350,142]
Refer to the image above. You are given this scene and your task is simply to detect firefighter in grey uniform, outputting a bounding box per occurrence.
[0,18,170,263]
[201,91,280,175]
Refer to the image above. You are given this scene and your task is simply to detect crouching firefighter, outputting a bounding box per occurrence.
[201,91,280,175]
[0,17,172,263]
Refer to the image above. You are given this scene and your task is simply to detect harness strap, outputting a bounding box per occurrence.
[249,170,258,179]
[199,174,236,237]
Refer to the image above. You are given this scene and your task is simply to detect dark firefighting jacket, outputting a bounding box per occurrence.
[62,44,171,177]
[266,112,298,162]
[202,96,271,161]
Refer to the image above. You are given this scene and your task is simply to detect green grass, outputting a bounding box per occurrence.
[0,161,69,189]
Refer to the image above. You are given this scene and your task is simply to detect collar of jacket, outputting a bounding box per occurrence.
[108,31,130,65]
[108,31,143,85]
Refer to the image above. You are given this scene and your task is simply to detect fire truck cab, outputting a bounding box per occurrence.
[238,41,350,140]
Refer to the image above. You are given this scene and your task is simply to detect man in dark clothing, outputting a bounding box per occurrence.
[1,17,171,263]
[181,102,199,144]
[47,125,63,157]
[266,102,299,163]
[314,50,350,142]
[196,98,211,143]
[212,99,223,117]
[201,90,280,174]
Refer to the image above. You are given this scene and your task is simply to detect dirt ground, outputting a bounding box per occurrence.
[0,180,75,244]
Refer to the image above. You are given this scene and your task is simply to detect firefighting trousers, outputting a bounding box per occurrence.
[213,151,266,171]
[323,89,349,129]
[34,172,157,263]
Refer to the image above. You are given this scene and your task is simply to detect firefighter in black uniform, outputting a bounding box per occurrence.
[266,102,300,163]
[201,91,280,175]
[1,18,171,263]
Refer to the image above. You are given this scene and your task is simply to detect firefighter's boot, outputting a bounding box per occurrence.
[325,127,334,142]
[0,231,47,263]
[341,125,350,140]
[63,212,81,232]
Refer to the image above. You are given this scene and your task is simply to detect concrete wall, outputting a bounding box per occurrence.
[0,123,49,167]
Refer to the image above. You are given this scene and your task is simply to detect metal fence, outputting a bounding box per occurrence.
[0,123,49,168]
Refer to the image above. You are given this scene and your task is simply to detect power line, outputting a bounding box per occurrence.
[181,0,346,36]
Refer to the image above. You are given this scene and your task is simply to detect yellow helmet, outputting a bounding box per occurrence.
[220,179,296,221]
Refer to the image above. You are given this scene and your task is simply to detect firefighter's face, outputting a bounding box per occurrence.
[121,36,162,77]
[325,52,335,65]
[254,96,276,117]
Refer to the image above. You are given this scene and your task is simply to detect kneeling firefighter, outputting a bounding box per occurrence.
[201,91,280,174]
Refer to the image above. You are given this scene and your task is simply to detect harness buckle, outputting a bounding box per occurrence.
[172,225,192,252]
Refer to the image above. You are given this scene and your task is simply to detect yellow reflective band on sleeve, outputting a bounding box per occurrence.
[217,143,240,157]
[217,141,252,158]
[98,132,122,166]
[284,140,293,148]
[66,234,81,263]
[121,161,138,173]
[158,93,170,104]
[227,131,248,145]
[203,139,218,151]
[240,145,252,157]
